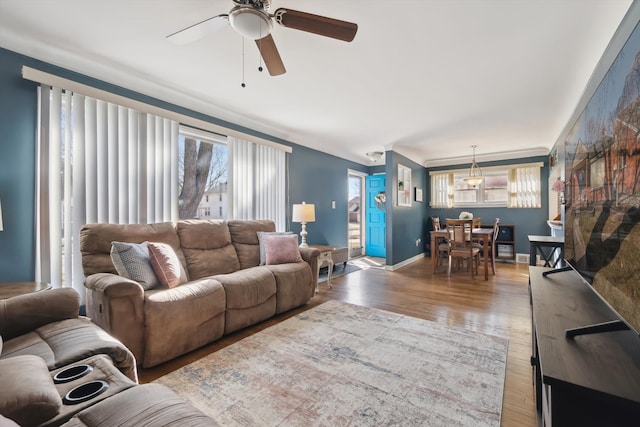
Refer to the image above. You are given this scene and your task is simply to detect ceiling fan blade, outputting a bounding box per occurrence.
[167,14,229,45]
[255,34,286,76]
[274,8,357,42]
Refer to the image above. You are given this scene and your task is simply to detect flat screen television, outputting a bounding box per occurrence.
[562,19,640,337]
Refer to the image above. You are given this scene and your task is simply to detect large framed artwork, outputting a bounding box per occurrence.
[564,21,640,333]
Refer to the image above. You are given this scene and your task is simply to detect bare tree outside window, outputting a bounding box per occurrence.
[178,135,227,219]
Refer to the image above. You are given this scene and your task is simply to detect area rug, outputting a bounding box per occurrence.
[155,300,508,426]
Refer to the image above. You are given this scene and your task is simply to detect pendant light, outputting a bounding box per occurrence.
[463,145,484,187]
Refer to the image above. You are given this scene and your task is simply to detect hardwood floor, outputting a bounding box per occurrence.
[139,256,537,427]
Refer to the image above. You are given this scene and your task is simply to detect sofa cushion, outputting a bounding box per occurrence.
[264,262,315,314]
[59,384,217,427]
[228,220,276,269]
[213,267,276,310]
[148,242,188,288]
[142,279,226,367]
[257,231,293,265]
[177,220,241,279]
[81,222,185,277]
[0,355,62,426]
[0,318,138,383]
[0,288,79,340]
[263,234,303,265]
[111,241,160,290]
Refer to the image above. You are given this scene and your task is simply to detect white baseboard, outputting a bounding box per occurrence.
[386,253,425,271]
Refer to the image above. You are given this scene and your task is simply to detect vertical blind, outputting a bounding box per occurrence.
[36,86,178,298]
[228,137,286,230]
[509,166,541,208]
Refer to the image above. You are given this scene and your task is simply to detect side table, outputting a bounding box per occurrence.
[310,245,334,292]
[0,281,52,299]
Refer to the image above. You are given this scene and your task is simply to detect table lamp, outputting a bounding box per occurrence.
[292,201,315,247]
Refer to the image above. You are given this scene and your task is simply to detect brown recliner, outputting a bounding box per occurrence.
[0,288,137,383]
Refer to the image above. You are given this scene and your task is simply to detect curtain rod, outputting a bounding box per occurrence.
[22,65,292,153]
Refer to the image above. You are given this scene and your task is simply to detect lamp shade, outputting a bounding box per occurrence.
[292,202,315,223]
[463,145,483,187]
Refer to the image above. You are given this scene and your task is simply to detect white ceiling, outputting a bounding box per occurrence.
[0,0,633,166]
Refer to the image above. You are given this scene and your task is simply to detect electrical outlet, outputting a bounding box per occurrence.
[331,200,336,209]
[416,239,421,247]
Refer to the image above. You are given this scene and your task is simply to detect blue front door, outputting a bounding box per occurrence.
[365,174,386,257]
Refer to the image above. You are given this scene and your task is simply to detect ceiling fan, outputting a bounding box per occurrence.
[166,0,358,76]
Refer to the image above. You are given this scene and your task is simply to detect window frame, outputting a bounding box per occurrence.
[430,162,543,209]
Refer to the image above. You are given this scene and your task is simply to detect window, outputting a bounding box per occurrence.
[178,126,227,220]
[430,162,542,208]
[453,170,508,205]
[36,87,288,301]
[36,86,179,296]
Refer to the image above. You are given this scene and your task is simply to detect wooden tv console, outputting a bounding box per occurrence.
[529,266,640,426]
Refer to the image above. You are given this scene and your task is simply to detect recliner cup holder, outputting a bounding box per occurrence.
[53,364,93,384]
[63,380,109,405]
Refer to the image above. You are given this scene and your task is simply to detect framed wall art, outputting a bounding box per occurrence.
[397,164,412,207]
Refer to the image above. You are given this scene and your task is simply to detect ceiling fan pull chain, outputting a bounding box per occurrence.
[258,18,263,72]
[241,37,246,88]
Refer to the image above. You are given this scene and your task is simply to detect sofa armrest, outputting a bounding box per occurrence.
[0,288,79,340]
[84,273,145,364]
[298,247,320,290]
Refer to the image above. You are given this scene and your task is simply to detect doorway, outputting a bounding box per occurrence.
[348,171,366,257]
[365,174,386,258]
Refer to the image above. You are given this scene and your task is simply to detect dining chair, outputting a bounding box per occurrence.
[445,219,481,277]
[472,217,500,275]
[489,218,500,274]
[431,217,449,269]
[472,217,482,229]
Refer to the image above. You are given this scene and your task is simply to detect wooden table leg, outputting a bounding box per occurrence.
[483,234,489,280]
[431,232,437,273]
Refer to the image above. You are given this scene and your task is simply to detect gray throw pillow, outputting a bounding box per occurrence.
[110,241,160,290]
[257,231,294,265]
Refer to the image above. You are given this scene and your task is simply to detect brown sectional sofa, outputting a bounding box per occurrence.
[0,288,136,382]
[80,219,319,368]
[0,288,215,426]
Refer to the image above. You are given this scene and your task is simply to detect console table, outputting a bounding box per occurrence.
[529,266,640,426]
[528,235,564,267]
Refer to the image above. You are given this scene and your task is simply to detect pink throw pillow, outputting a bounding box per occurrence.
[148,242,188,288]
[263,234,303,265]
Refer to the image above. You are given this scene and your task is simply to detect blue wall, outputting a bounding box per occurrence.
[385,151,428,265]
[0,49,39,281]
[288,144,367,247]
[426,156,550,255]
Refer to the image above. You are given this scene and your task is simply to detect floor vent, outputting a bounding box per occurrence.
[516,253,530,264]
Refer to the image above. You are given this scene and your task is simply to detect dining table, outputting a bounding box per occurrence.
[430,228,496,280]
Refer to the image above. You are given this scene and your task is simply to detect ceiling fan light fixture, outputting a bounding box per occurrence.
[366,151,384,162]
[462,145,484,187]
[229,7,273,40]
